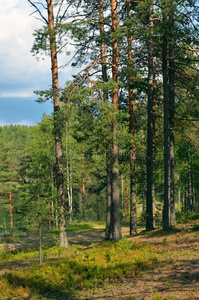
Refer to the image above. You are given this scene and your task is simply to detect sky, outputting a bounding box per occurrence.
[0,1,73,126]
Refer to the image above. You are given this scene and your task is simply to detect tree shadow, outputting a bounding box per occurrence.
[138,226,183,238]
[2,252,159,300]
[4,271,77,300]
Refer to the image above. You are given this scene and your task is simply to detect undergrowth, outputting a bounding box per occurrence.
[0,238,167,299]
[0,219,198,299]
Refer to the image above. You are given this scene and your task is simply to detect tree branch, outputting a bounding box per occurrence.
[28,0,48,24]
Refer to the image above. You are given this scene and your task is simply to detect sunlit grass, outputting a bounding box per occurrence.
[0,219,199,299]
[0,238,166,299]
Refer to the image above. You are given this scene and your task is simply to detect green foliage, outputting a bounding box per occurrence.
[176,211,199,223]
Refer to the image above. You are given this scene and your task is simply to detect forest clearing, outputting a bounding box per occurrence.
[0,217,199,300]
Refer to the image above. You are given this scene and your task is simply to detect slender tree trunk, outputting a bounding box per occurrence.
[146,2,155,231]
[106,149,113,239]
[39,214,42,266]
[178,188,181,211]
[181,191,184,212]
[125,184,129,221]
[126,0,137,235]
[99,0,112,239]
[47,0,68,247]
[82,153,86,221]
[185,191,187,212]
[192,187,195,211]
[50,166,55,227]
[9,192,13,237]
[121,174,124,218]
[188,146,193,211]
[111,0,122,241]
[169,4,176,225]
[66,133,73,222]
[96,192,100,221]
[70,167,73,221]
[99,0,108,87]
[142,190,146,221]
[152,81,157,219]
[162,9,171,230]
[48,202,51,230]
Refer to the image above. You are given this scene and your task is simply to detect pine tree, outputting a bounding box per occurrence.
[28,0,68,247]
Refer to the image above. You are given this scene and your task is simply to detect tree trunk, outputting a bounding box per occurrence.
[169,4,176,225]
[66,133,73,222]
[9,192,13,237]
[47,0,68,247]
[146,2,155,231]
[192,187,195,211]
[82,153,86,221]
[106,148,113,239]
[129,154,137,235]
[178,188,181,211]
[126,0,137,235]
[162,10,171,230]
[39,214,42,266]
[125,184,129,221]
[70,168,73,221]
[99,0,112,239]
[48,202,51,230]
[181,191,184,212]
[121,174,124,218]
[111,0,122,241]
[188,146,193,211]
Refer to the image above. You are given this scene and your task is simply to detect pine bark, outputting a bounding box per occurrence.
[9,192,13,237]
[47,0,68,247]
[188,146,193,211]
[126,0,137,235]
[39,214,42,266]
[99,0,112,239]
[125,184,129,221]
[82,153,86,221]
[110,0,122,241]
[169,3,176,225]
[146,2,155,231]
[162,10,171,230]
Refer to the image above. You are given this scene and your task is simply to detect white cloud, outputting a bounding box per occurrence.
[0,120,8,127]
[0,1,75,125]
[0,1,72,94]
[0,120,34,127]
[0,91,34,98]
[0,1,50,79]
[16,120,35,126]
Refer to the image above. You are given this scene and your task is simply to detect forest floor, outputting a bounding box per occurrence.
[0,221,199,299]
[75,223,199,300]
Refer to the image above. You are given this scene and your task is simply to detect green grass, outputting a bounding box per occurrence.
[0,219,199,299]
[0,239,166,299]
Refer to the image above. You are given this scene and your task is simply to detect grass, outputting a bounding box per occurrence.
[0,239,165,297]
[0,217,199,299]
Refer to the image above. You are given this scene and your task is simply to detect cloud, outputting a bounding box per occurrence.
[0,120,9,127]
[0,1,73,95]
[0,1,75,125]
[0,120,34,127]
[0,91,34,98]
[16,120,35,126]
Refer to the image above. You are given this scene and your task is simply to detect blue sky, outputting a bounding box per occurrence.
[0,1,73,126]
